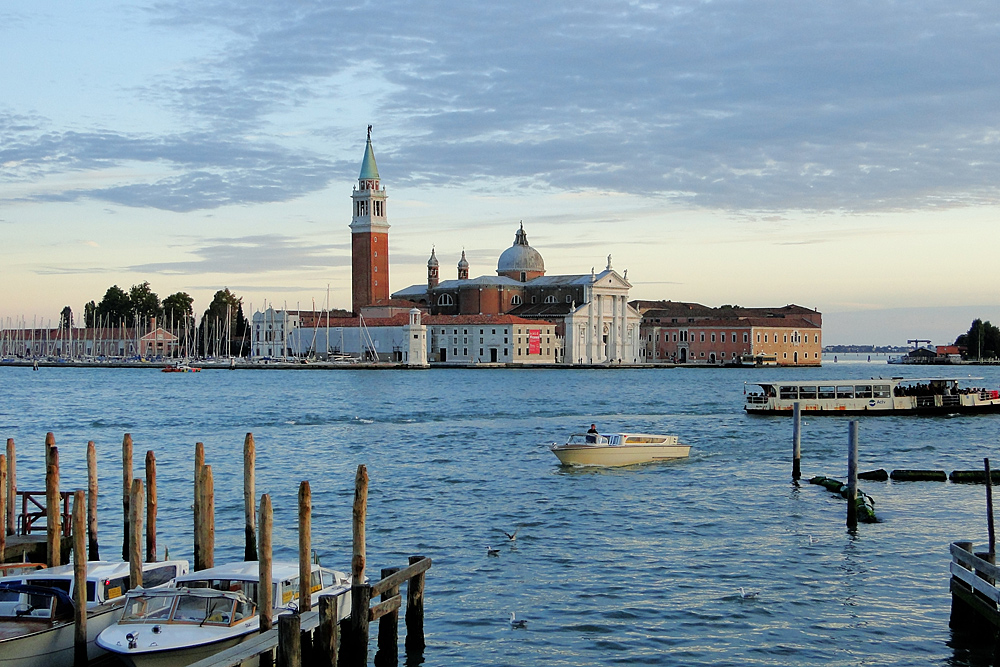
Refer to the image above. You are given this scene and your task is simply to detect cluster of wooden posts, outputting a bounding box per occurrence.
[949,457,1000,637]
[0,432,431,667]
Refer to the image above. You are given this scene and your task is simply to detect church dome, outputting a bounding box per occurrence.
[457,250,469,269]
[497,223,544,275]
[427,248,439,267]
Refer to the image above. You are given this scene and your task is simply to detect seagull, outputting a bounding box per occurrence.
[808,535,816,545]
[503,529,518,541]
[739,587,759,600]
[486,546,500,557]
[510,612,527,629]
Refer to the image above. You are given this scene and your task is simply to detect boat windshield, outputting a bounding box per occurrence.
[120,594,174,623]
[567,434,610,445]
[169,594,237,625]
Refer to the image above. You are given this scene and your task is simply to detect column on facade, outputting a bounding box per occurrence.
[586,289,595,364]
[596,293,605,363]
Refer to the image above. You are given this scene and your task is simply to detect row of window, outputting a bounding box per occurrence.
[654,331,819,344]
[778,385,891,400]
[437,293,574,307]
[354,200,385,217]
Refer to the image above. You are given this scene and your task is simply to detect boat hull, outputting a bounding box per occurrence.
[108,632,251,667]
[0,603,121,667]
[552,444,691,467]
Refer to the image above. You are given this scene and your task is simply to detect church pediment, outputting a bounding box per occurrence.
[591,269,631,290]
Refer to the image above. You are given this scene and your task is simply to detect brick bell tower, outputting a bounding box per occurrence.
[350,125,390,314]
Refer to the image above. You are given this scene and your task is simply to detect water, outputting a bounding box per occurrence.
[1,364,998,666]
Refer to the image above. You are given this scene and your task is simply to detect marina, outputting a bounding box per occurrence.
[2,365,1000,665]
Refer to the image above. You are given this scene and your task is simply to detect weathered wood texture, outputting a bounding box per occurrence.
[244,433,257,561]
[277,613,302,667]
[194,441,205,569]
[46,443,60,567]
[299,481,312,613]
[130,479,144,588]
[146,450,157,562]
[344,464,370,664]
[0,455,6,562]
[5,438,14,537]
[197,464,214,571]
[316,595,339,667]
[73,490,86,667]
[405,555,427,656]
[259,494,274,632]
[986,458,996,559]
[370,557,432,598]
[792,402,801,480]
[374,566,401,667]
[87,441,99,560]
[122,433,133,561]
[846,422,858,529]
[184,610,321,667]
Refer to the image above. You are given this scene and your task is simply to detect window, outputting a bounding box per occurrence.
[732,334,737,342]
[504,349,508,356]
[855,385,873,398]
[783,334,788,343]
[479,349,483,356]
[673,334,677,342]
[779,386,798,400]
[566,295,572,303]
[531,296,537,303]
[520,272,526,282]
[711,333,716,342]
[511,295,522,305]
[836,386,854,399]
[700,333,705,342]
[373,251,377,257]
[437,294,454,306]
[743,333,748,343]
[815,334,819,343]
[800,386,818,399]
[453,348,457,355]
[756,333,760,343]
[463,348,467,355]
[873,385,891,398]
[545,295,557,304]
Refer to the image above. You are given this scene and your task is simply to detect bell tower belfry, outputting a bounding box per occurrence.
[350,126,390,314]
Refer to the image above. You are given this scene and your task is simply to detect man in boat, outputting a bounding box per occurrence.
[586,424,599,443]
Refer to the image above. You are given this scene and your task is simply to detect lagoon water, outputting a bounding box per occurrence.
[1,363,998,666]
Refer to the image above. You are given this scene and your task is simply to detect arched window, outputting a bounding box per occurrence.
[437,294,454,306]
[511,295,522,305]
[544,295,557,304]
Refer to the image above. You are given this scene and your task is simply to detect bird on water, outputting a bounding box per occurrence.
[510,612,527,629]
[486,546,500,557]
[739,587,759,599]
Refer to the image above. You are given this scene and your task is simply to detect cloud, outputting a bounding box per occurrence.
[128,234,349,274]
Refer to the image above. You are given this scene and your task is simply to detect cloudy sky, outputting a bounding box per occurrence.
[3,0,999,344]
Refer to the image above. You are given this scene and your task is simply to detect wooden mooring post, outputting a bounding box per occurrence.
[259,493,274,667]
[0,454,6,563]
[87,441,99,560]
[985,458,995,564]
[122,433,133,561]
[146,450,157,562]
[5,438,14,537]
[792,402,801,480]
[72,490,86,667]
[46,441,61,567]
[374,567,400,667]
[130,479,144,588]
[244,433,257,561]
[193,442,204,569]
[344,464,370,664]
[277,613,301,667]
[196,464,215,571]
[949,541,1000,634]
[317,595,339,667]
[846,421,859,530]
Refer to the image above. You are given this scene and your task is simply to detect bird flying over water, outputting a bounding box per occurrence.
[486,546,500,557]
[510,612,527,629]
[503,529,518,541]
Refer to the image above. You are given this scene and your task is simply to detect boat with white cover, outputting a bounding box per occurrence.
[0,560,189,667]
[97,561,352,667]
[744,377,1000,415]
[551,432,690,467]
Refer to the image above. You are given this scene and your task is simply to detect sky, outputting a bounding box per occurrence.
[3,0,1000,345]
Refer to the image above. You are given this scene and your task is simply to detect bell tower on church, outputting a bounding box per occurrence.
[350,126,390,314]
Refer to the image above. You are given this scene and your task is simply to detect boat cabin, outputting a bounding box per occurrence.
[117,588,255,628]
[567,433,680,447]
[0,560,189,608]
[0,583,74,623]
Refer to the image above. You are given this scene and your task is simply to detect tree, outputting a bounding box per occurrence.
[129,282,162,325]
[84,301,97,328]
[59,306,73,329]
[198,288,250,357]
[95,285,132,325]
[957,319,1000,359]
[163,292,195,329]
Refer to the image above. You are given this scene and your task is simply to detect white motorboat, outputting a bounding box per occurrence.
[98,561,352,667]
[0,560,189,667]
[550,432,690,467]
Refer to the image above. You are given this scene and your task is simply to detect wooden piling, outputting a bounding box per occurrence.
[0,455,6,562]
[346,465,370,663]
[792,402,802,480]
[986,458,996,562]
[146,451,157,562]
[46,444,61,567]
[73,490,86,667]
[375,566,401,667]
[193,442,204,569]
[317,595,339,667]
[122,433,133,561]
[87,441,99,560]
[244,433,257,561]
[298,481,312,613]
[196,465,214,570]
[405,555,427,656]
[5,438,14,536]
[277,613,302,667]
[259,494,274,667]
[130,479,144,588]
[847,421,859,530]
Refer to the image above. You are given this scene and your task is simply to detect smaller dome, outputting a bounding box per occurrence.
[497,223,544,274]
[427,248,439,267]
[458,250,469,269]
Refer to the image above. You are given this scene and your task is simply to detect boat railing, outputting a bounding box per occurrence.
[915,396,936,408]
[745,395,768,405]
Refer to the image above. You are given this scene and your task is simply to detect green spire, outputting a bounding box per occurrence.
[359,129,380,181]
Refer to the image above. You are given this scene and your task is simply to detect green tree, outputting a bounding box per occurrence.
[162,292,195,329]
[59,306,73,329]
[198,288,250,357]
[84,301,97,328]
[95,285,132,325]
[957,319,1000,359]
[129,281,162,325]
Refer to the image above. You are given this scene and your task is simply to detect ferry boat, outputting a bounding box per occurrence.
[551,432,690,467]
[744,377,1000,415]
[97,560,352,667]
[0,560,189,667]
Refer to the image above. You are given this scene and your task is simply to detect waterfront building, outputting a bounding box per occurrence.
[635,301,822,366]
[139,321,179,358]
[392,225,642,364]
[351,126,390,314]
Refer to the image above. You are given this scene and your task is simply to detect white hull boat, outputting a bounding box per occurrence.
[551,432,690,467]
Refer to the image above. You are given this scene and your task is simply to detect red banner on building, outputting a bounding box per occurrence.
[528,329,541,355]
